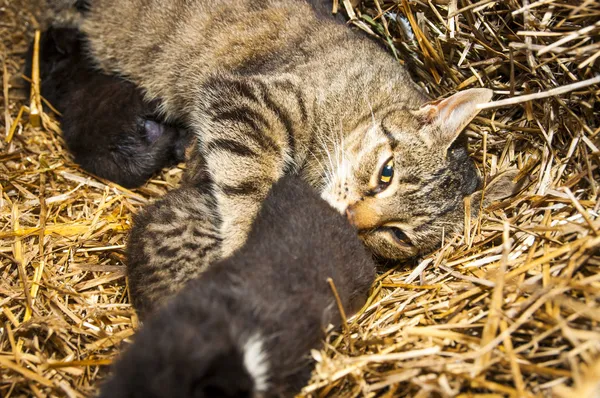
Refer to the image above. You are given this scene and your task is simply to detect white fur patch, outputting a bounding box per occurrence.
[321,190,348,214]
[243,334,270,392]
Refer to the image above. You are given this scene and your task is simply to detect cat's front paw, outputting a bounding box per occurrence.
[219,220,253,258]
[217,196,263,258]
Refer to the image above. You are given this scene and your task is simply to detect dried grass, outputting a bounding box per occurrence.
[1,0,599,397]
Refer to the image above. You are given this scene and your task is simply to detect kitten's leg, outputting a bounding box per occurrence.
[191,75,311,257]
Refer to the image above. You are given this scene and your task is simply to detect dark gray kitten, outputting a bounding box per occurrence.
[25,27,190,188]
[101,175,376,397]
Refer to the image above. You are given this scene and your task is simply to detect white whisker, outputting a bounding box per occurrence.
[316,131,335,177]
[308,149,331,190]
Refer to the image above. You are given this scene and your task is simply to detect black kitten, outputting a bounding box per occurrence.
[100,175,376,397]
[25,27,190,188]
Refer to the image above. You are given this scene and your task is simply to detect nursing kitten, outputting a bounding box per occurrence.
[102,175,376,397]
[80,0,515,261]
[126,155,219,317]
[26,27,190,188]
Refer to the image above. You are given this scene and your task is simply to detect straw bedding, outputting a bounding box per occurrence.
[1,0,599,397]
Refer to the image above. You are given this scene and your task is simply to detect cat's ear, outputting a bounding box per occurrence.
[414,88,493,148]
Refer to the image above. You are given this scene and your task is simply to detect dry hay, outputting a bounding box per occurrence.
[1,0,599,397]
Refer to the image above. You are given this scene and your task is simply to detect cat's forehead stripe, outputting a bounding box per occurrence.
[357,140,387,164]
[380,124,399,149]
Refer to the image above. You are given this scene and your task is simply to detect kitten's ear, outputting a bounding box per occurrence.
[48,28,80,56]
[470,169,526,210]
[414,88,493,148]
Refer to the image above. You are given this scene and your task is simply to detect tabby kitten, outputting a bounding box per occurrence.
[26,27,190,188]
[80,0,514,260]
[126,155,219,317]
[103,175,375,397]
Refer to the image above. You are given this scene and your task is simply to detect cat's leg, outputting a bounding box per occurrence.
[191,74,312,257]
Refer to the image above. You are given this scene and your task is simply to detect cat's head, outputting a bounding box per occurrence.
[319,88,516,260]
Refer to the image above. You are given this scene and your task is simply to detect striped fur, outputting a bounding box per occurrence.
[80,0,518,263]
[126,162,221,317]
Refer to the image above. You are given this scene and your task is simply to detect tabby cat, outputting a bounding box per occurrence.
[78,0,516,261]
[104,175,375,397]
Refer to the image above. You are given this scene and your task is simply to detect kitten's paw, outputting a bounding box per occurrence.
[470,168,527,209]
[173,127,192,162]
[139,118,191,163]
[142,119,165,143]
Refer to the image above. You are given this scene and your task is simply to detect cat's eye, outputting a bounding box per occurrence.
[389,227,412,247]
[378,158,394,187]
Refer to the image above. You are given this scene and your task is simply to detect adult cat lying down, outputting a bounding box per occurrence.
[25,27,190,188]
[100,175,376,397]
[80,0,508,260]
